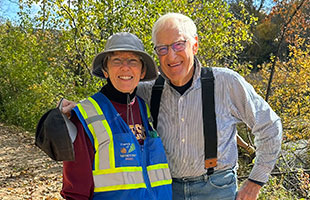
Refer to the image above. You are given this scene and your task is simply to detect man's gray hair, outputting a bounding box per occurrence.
[152,13,197,45]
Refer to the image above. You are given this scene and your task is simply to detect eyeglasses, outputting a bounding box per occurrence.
[154,40,188,56]
[109,57,142,67]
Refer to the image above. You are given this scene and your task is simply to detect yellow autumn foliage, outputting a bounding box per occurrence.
[251,38,310,141]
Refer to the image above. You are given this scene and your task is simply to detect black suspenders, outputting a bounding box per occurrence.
[150,75,165,130]
[150,67,217,174]
[200,67,217,174]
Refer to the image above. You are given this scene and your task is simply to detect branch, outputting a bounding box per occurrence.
[59,4,92,78]
[41,0,46,32]
[292,151,307,166]
[257,0,265,13]
[282,173,300,193]
[279,151,293,170]
[238,169,310,180]
[265,0,306,102]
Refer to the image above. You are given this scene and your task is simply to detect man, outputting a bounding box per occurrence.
[137,13,282,200]
[61,13,282,200]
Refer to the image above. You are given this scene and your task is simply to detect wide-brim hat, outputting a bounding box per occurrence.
[92,32,158,81]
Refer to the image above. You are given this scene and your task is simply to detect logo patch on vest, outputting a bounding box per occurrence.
[120,148,127,154]
[120,143,136,161]
[128,143,135,153]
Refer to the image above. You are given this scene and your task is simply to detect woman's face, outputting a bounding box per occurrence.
[104,51,145,94]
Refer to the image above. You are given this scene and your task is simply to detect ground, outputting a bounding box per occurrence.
[0,123,63,200]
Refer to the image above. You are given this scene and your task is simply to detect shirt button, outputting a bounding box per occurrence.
[182,138,185,143]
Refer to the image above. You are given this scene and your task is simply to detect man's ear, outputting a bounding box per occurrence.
[192,35,199,55]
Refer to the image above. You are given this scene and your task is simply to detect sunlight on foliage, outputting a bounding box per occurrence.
[252,38,310,141]
[0,0,254,131]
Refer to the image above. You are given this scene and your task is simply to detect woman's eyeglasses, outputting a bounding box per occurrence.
[109,57,142,67]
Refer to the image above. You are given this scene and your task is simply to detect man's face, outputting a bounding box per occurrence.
[155,25,198,86]
[104,51,145,94]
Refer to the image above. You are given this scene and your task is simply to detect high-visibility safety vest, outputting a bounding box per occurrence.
[73,92,172,200]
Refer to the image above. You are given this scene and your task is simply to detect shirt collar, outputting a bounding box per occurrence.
[100,78,137,104]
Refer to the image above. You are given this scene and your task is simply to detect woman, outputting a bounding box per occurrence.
[61,32,172,200]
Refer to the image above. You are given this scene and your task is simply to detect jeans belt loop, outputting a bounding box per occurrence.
[203,173,209,182]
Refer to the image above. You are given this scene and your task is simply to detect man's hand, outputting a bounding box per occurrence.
[236,179,261,200]
[58,98,77,118]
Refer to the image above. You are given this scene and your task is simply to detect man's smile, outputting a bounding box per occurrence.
[168,61,182,67]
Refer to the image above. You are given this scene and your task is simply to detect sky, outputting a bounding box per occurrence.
[0,0,275,22]
[0,0,41,22]
[0,0,20,21]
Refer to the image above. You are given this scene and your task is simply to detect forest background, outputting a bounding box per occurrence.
[0,0,309,199]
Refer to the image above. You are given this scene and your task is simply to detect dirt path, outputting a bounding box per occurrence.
[0,123,63,200]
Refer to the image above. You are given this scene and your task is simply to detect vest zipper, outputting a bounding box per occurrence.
[134,97,156,199]
[140,143,155,200]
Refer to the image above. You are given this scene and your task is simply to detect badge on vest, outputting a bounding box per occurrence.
[120,143,137,161]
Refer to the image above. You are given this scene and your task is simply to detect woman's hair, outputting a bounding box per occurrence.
[102,52,114,72]
[152,13,197,45]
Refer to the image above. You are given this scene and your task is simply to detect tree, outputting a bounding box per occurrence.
[248,2,310,197]
[260,0,309,101]
[0,0,255,131]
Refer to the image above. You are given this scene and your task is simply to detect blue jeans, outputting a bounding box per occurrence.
[172,168,237,200]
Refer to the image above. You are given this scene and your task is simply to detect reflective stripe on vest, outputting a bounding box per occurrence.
[147,163,172,187]
[140,100,172,187]
[76,95,171,193]
[145,103,153,127]
[77,97,114,170]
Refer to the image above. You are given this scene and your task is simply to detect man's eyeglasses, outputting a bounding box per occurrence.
[109,57,142,67]
[154,40,188,56]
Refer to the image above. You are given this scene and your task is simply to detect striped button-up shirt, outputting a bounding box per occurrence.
[137,58,282,183]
